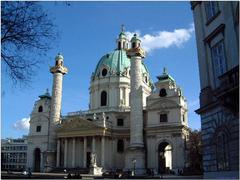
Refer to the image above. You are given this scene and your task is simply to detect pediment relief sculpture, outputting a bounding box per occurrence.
[57,117,102,132]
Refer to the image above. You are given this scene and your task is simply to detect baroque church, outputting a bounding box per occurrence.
[27,28,190,175]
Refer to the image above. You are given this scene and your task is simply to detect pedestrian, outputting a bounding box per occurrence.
[159,168,163,179]
[28,168,32,179]
[67,172,72,179]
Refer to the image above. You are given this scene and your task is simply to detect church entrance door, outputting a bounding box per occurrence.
[158,142,172,174]
[34,148,41,172]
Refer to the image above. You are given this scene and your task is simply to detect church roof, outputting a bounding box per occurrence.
[39,89,51,99]
[93,49,150,78]
[118,31,127,39]
[157,68,175,82]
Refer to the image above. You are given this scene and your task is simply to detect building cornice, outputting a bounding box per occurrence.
[190,1,202,10]
[203,24,225,44]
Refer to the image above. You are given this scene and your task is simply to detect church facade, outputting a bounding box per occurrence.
[27,29,190,174]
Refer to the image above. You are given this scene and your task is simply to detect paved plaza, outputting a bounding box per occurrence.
[1,171,203,179]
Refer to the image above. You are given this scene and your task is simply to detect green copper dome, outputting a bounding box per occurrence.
[93,49,150,79]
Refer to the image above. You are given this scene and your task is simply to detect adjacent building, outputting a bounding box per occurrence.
[191,1,239,179]
[1,137,28,171]
[27,28,190,174]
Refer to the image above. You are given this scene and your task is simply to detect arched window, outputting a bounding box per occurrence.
[38,106,43,112]
[102,68,108,77]
[216,132,229,170]
[132,42,136,48]
[118,41,121,49]
[117,139,124,153]
[101,91,107,106]
[159,88,167,97]
[145,76,148,83]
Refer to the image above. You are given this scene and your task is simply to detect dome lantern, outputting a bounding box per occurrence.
[116,25,129,50]
[130,33,141,49]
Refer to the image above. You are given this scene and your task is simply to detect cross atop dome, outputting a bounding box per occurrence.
[163,67,167,74]
[121,24,125,33]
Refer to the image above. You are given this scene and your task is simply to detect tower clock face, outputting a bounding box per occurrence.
[159,88,167,97]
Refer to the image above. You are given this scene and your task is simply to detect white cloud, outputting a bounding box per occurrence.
[13,117,30,131]
[126,23,194,53]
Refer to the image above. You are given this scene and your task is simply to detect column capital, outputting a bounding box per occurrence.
[50,53,68,74]
[127,47,145,58]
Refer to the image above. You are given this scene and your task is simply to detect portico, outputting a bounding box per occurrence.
[56,117,109,169]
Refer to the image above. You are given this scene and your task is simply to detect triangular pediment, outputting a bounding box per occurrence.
[57,116,103,133]
[147,98,180,110]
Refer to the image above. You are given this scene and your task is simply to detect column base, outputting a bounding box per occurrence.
[89,164,103,175]
[44,151,56,172]
[124,146,146,175]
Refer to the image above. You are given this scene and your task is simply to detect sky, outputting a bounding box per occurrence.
[2,1,201,139]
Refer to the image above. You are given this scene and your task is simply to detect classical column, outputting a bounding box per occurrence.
[49,54,68,124]
[129,55,144,146]
[83,137,87,167]
[56,139,60,167]
[49,54,68,150]
[45,54,68,172]
[101,136,105,167]
[72,138,76,168]
[64,138,68,168]
[40,152,44,172]
[125,34,146,174]
[92,136,96,152]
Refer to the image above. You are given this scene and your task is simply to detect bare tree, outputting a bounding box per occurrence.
[188,129,203,174]
[1,1,58,86]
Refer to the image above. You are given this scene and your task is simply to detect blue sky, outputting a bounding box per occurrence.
[2,1,201,138]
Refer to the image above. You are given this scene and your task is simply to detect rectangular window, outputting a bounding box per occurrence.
[160,114,168,122]
[211,41,227,86]
[205,1,219,22]
[117,119,124,126]
[36,126,41,132]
